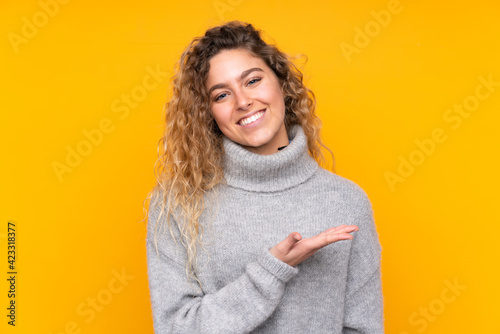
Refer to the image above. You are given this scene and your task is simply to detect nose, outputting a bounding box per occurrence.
[234,88,252,111]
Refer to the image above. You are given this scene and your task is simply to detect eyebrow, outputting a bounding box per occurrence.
[207,67,264,95]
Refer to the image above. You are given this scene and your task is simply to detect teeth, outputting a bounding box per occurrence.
[239,110,264,125]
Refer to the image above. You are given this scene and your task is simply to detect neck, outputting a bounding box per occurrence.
[222,125,318,192]
[240,123,290,155]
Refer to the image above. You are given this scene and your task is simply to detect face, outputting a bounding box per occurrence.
[206,48,289,155]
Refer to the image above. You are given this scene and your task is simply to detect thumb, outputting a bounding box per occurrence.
[281,232,302,252]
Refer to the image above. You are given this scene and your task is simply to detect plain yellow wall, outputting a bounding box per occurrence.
[1,0,499,333]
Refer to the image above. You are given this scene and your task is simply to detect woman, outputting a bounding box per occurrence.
[146,21,383,333]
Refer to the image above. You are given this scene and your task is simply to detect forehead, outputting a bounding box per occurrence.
[206,49,269,86]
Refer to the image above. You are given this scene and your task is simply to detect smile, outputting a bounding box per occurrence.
[238,109,265,126]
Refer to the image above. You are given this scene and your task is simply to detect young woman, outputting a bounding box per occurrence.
[146,21,383,333]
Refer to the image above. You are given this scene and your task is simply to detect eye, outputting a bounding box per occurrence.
[214,92,228,102]
[247,77,262,86]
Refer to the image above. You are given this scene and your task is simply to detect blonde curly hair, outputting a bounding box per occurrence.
[147,21,333,284]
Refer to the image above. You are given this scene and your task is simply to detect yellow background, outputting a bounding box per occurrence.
[1,0,499,333]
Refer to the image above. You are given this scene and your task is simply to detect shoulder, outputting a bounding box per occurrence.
[312,167,372,212]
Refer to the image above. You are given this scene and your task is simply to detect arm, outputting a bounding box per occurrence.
[146,199,298,334]
[342,191,384,334]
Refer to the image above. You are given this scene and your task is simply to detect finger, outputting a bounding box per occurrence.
[330,230,354,240]
[337,225,359,233]
[320,224,359,235]
[322,232,354,246]
[306,231,354,250]
[320,225,346,234]
[280,232,302,252]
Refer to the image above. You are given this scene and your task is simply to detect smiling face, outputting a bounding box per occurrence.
[206,48,289,155]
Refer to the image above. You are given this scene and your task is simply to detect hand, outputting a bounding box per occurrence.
[269,225,359,267]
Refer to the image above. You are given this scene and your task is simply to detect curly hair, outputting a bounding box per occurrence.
[148,20,333,285]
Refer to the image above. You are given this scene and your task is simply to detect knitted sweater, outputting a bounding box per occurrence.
[146,125,383,333]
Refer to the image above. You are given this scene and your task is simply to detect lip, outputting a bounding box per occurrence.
[237,108,266,126]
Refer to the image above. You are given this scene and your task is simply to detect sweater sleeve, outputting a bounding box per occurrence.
[342,189,384,334]
[146,197,299,334]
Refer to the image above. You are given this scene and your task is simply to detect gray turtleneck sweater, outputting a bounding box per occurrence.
[146,126,383,333]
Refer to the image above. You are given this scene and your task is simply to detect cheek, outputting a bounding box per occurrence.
[261,81,284,105]
[210,105,231,128]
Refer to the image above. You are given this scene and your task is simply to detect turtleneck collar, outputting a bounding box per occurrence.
[222,125,319,192]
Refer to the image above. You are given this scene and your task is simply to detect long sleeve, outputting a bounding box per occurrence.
[342,190,384,334]
[145,198,299,334]
[146,126,384,333]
